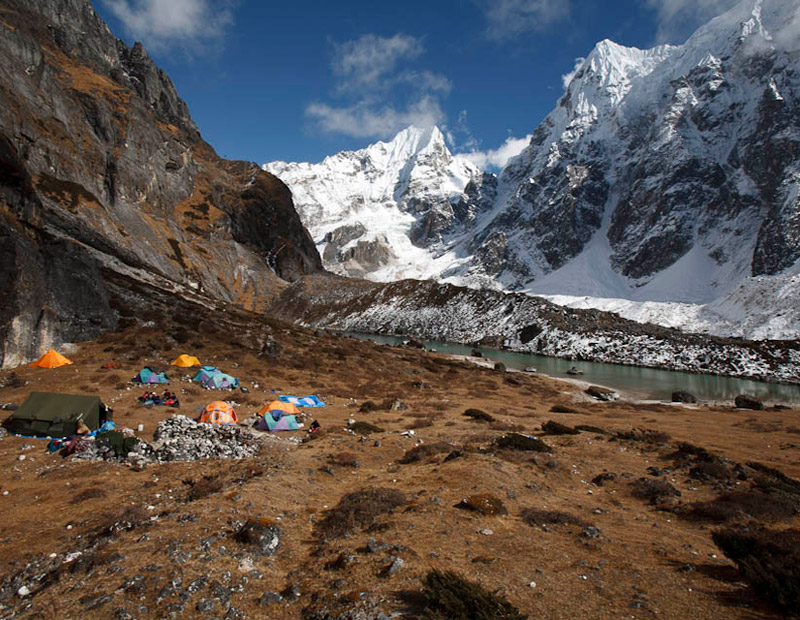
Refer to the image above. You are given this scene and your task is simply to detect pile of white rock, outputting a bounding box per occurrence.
[149,415,263,462]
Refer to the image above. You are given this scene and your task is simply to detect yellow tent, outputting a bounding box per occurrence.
[171,354,201,367]
[30,349,73,369]
[258,401,300,417]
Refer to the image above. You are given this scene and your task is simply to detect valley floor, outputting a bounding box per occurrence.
[0,322,799,619]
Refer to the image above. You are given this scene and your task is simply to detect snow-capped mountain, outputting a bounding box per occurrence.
[478,0,800,303]
[265,0,800,339]
[264,126,478,280]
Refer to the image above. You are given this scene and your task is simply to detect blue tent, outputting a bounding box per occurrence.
[132,367,169,384]
[192,366,238,390]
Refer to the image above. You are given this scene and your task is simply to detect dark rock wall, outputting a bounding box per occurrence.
[0,0,322,366]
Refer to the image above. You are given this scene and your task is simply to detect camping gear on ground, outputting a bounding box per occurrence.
[132,367,169,384]
[192,366,238,390]
[96,430,140,457]
[308,420,321,434]
[30,349,72,369]
[198,401,238,425]
[137,390,180,407]
[4,392,111,438]
[171,354,201,368]
[278,395,325,407]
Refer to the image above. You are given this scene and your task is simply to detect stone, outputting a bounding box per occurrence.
[494,362,506,372]
[585,386,618,401]
[735,394,764,410]
[234,519,282,556]
[671,390,698,404]
[258,592,283,606]
[381,557,405,577]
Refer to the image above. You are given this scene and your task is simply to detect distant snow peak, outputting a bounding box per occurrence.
[264,0,800,341]
[263,125,479,280]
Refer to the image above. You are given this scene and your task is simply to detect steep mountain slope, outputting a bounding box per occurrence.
[0,0,321,367]
[485,0,800,301]
[264,126,478,279]
[264,0,800,338]
[272,273,800,383]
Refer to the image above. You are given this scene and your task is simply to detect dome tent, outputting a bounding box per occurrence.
[132,366,169,384]
[30,349,72,369]
[198,401,238,425]
[171,354,201,368]
[255,401,303,431]
[192,366,238,390]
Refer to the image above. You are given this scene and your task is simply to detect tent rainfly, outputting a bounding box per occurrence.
[171,354,201,368]
[30,349,72,369]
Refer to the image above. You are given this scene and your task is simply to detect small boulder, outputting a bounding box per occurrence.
[735,394,764,410]
[672,391,697,403]
[585,386,618,401]
[566,366,583,375]
[470,349,483,358]
[455,493,508,516]
[234,518,282,556]
[494,362,506,373]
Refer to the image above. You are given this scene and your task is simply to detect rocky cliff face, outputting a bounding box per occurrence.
[0,0,321,367]
[454,0,800,299]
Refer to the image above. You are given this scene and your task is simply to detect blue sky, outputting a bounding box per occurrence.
[94,0,742,167]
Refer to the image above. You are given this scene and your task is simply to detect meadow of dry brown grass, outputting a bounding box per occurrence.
[0,320,799,618]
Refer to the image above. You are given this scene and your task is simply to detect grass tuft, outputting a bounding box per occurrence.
[421,569,527,620]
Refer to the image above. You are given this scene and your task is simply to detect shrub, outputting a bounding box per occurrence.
[521,508,586,527]
[549,404,579,414]
[400,442,453,464]
[349,421,384,434]
[464,408,494,422]
[591,472,617,486]
[574,424,608,435]
[689,461,732,481]
[630,478,681,504]
[713,527,800,611]
[454,494,508,516]
[541,420,579,435]
[495,433,552,453]
[184,475,223,502]
[421,570,527,620]
[616,429,671,444]
[329,452,360,468]
[315,488,406,539]
[688,490,797,523]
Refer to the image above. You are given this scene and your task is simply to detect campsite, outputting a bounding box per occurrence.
[1,314,800,619]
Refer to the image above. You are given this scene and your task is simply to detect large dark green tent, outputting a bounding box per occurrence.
[4,392,108,438]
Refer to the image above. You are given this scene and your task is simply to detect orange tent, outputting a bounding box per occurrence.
[30,349,73,369]
[198,401,238,425]
[171,354,201,367]
[258,401,300,417]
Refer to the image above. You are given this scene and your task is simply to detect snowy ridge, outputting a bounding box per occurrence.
[264,126,479,281]
[264,0,800,342]
[273,276,800,383]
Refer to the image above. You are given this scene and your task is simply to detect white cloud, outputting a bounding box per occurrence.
[561,57,585,90]
[458,133,532,170]
[307,97,445,139]
[102,0,233,52]
[642,0,740,43]
[307,34,450,139]
[482,0,571,39]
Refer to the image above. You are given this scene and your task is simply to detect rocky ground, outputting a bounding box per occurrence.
[0,317,799,619]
